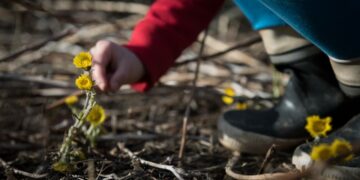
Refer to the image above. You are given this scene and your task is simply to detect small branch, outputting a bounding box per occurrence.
[178,29,208,159]
[117,143,186,180]
[225,154,302,180]
[46,90,84,110]
[0,158,47,179]
[6,0,78,24]
[0,73,74,88]
[174,36,261,67]
[98,133,163,142]
[0,28,76,62]
[258,144,276,174]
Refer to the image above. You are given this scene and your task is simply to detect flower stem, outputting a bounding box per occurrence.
[58,89,96,163]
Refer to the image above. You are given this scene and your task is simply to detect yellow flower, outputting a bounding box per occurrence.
[310,143,333,161]
[86,105,106,126]
[331,139,353,162]
[222,88,235,105]
[70,149,86,161]
[236,102,248,110]
[305,115,332,138]
[64,95,78,105]
[75,74,93,90]
[52,161,74,173]
[73,52,92,70]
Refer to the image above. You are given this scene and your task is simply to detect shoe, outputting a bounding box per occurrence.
[292,113,360,179]
[218,50,357,154]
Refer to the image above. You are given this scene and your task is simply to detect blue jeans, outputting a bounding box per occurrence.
[234,0,360,60]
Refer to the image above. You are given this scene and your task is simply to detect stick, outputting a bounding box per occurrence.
[225,154,302,180]
[174,36,261,67]
[6,0,78,24]
[98,133,163,142]
[0,158,47,179]
[178,29,208,159]
[117,143,186,180]
[0,73,74,88]
[257,144,276,174]
[44,0,149,15]
[0,28,76,62]
[203,34,267,70]
[46,90,84,110]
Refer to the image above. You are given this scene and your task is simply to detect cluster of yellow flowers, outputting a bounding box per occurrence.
[71,52,106,127]
[311,139,353,162]
[73,52,94,90]
[54,52,107,173]
[305,115,353,163]
[222,87,248,110]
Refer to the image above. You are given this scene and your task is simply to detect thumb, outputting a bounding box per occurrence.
[109,68,126,91]
[90,41,112,91]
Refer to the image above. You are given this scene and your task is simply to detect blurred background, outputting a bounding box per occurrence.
[0,0,286,179]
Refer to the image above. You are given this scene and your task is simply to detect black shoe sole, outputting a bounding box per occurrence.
[218,116,305,154]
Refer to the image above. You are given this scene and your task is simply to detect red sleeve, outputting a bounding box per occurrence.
[124,0,225,92]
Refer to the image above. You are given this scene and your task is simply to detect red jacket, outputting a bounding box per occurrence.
[124,0,225,92]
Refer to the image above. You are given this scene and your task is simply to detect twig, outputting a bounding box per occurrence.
[174,36,261,67]
[178,29,208,159]
[203,34,267,71]
[98,133,164,142]
[117,143,186,180]
[44,0,149,15]
[0,158,47,179]
[258,144,276,174]
[88,160,95,180]
[225,154,301,180]
[0,28,76,62]
[0,142,42,151]
[6,0,78,24]
[0,73,74,88]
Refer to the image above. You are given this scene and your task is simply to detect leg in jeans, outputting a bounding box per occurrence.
[258,0,360,96]
[255,1,360,176]
[218,0,356,154]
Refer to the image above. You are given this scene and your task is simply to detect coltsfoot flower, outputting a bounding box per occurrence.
[305,115,332,138]
[86,104,106,126]
[236,102,247,110]
[70,149,86,161]
[73,52,92,70]
[331,139,353,162]
[52,161,74,173]
[222,88,235,105]
[75,74,93,90]
[64,95,79,105]
[310,143,332,161]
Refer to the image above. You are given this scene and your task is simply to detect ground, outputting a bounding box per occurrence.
[0,0,299,179]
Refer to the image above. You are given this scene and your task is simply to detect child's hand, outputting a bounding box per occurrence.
[90,40,144,92]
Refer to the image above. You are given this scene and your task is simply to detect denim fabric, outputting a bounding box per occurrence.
[234,0,286,30]
[235,0,360,59]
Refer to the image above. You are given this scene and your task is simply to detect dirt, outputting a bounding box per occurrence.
[0,0,297,179]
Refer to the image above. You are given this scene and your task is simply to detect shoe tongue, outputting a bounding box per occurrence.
[334,114,360,140]
[343,156,360,167]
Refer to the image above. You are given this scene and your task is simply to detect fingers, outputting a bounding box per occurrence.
[90,40,113,91]
[109,65,125,92]
[90,40,144,92]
